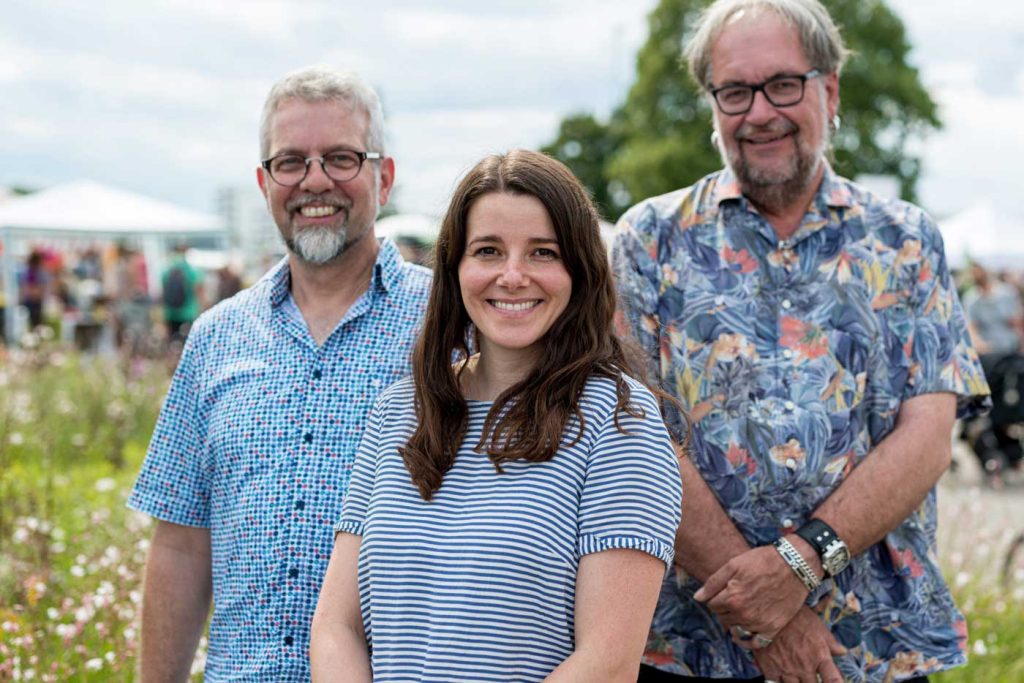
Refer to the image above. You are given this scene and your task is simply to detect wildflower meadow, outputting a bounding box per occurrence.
[1,343,1021,681]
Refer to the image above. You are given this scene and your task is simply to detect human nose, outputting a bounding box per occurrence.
[496,258,528,289]
[745,89,776,123]
[299,157,334,193]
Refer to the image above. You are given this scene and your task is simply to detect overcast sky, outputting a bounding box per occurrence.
[1,0,1021,223]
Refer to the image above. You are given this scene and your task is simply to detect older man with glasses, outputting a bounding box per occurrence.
[128,65,431,681]
[613,1,989,682]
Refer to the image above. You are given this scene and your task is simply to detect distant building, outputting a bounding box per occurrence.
[216,186,282,281]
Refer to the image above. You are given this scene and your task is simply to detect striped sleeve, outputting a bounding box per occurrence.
[577,383,682,565]
[334,391,389,537]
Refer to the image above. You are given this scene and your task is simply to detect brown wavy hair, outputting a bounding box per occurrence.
[400,149,659,501]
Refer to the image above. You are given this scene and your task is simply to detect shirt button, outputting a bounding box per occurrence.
[289,568,299,578]
[785,458,797,470]
[781,299,792,310]
[284,635,294,646]
[782,517,794,528]
[784,400,795,410]
[295,500,305,510]
[303,432,313,444]
[312,369,322,380]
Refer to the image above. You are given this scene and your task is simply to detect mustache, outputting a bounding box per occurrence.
[285,194,350,212]
[735,119,798,141]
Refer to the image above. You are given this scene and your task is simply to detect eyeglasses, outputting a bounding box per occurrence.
[709,69,822,115]
[260,150,382,186]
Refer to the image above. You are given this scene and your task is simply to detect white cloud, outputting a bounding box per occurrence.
[389,106,563,214]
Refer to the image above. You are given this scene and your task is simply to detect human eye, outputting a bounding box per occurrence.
[532,247,560,260]
[325,151,360,169]
[471,245,499,258]
[767,77,801,96]
[719,86,750,105]
[272,155,305,173]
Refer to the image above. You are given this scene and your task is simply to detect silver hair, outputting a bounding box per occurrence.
[684,0,849,89]
[258,65,386,159]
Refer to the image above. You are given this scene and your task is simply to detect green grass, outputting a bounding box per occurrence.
[934,592,1024,683]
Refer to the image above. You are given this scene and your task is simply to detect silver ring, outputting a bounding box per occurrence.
[753,633,773,647]
[732,625,754,640]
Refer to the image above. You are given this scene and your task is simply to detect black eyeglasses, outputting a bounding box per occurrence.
[709,69,822,115]
[261,150,383,186]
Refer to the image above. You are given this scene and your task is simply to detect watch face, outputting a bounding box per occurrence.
[823,541,851,576]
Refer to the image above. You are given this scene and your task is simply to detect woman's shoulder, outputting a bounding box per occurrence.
[580,372,658,414]
[374,376,417,412]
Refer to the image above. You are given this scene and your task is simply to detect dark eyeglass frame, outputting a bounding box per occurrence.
[709,69,822,115]
[260,150,383,186]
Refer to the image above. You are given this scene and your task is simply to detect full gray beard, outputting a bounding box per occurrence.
[715,112,829,216]
[736,150,822,216]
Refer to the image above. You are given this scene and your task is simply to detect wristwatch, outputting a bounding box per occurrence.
[795,518,851,578]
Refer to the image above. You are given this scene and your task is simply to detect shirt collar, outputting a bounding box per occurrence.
[711,162,854,245]
[265,236,408,308]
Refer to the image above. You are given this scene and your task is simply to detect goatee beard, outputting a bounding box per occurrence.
[286,226,348,266]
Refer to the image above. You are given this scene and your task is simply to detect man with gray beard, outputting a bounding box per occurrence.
[129,66,431,681]
[613,1,989,681]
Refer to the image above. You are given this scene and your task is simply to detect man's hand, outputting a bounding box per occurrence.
[753,607,846,683]
[693,544,810,645]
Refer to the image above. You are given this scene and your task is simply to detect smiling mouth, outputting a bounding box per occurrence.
[298,206,340,218]
[490,300,541,311]
[744,132,791,145]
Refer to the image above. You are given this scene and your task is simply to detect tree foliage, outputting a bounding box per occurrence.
[542,0,940,221]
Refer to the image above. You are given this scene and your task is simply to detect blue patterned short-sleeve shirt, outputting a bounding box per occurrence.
[612,166,990,682]
[128,238,430,682]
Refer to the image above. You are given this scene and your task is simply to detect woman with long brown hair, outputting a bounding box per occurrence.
[311,149,682,682]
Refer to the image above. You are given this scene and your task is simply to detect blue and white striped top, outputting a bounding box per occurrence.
[336,373,683,682]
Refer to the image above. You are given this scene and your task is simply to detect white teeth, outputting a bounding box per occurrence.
[492,300,539,311]
[299,205,339,217]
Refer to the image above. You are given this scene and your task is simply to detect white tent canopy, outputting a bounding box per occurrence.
[939,201,1024,270]
[0,180,223,234]
[0,180,225,342]
[375,213,440,243]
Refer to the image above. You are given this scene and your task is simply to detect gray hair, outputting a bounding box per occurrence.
[685,0,849,89]
[259,65,386,159]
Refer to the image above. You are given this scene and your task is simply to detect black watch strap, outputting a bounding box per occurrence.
[795,519,840,565]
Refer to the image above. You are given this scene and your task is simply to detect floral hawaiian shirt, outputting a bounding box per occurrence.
[612,165,990,682]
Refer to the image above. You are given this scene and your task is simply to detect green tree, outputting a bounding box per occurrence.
[543,0,940,221]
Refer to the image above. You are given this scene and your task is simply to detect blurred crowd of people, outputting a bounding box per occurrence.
[959,262,1024,485]
[1,242,244,355]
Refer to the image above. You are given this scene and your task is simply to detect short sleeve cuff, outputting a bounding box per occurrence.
[126,489,210,528]
[903,382,991,420]
[578,533,675,566]
[333,520,364,538]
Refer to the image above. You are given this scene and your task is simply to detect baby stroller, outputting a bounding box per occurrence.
[963,352,1024,481]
